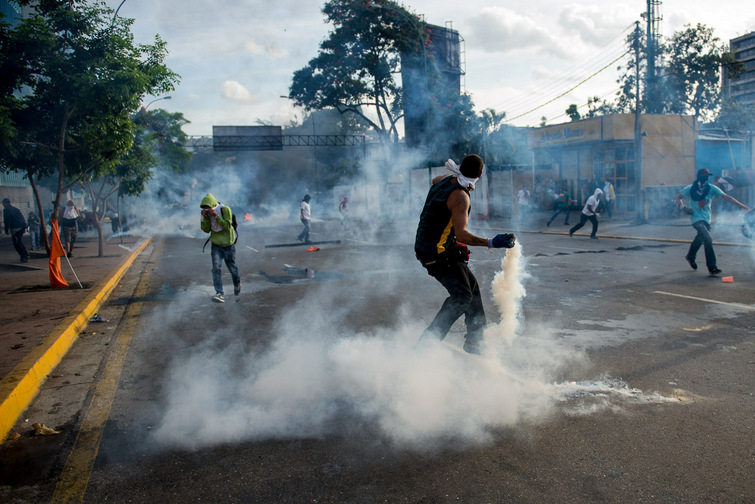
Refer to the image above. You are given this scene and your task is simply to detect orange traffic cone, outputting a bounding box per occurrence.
[722,276,734,283]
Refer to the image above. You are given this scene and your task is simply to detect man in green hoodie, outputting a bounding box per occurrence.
[200,193,241,303]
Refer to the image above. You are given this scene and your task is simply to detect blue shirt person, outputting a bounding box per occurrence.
[675,169,749,275]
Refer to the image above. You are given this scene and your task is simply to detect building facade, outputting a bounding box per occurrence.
[723,31,755,107]
[529,114,698,215]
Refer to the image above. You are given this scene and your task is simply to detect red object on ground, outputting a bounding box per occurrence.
[48,221,69,289]
[306,246,320,252]
[722,276,734,283]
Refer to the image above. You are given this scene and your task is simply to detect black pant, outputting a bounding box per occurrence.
[420,257,486,346]
[570,213,598,237]
[688,220,716,271]
[548,207,570,224]
[11,228,28,261]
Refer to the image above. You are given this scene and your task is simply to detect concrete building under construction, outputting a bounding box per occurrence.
[401,22,464,150]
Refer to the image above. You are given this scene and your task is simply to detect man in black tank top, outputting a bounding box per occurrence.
[415,154,515,354]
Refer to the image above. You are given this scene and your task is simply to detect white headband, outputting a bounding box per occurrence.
[445,159,479,191]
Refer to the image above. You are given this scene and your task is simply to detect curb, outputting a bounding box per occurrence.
[0,238,152,443]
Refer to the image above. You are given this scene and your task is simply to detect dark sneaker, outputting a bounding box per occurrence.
[590,235,598,239]
[684,256,697,270]
[212,293,225,303]
[708,267,722,275]
[463,340,483,355]
[234,283,241,296]
[569,230,574,237]
[546,220,551,227]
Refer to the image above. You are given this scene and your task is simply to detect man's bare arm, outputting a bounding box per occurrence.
[448,189,488,246]
[722,193,750,211]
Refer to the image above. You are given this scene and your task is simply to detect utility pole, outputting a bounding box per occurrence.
[634,21,646,224]
[643,0,662,113]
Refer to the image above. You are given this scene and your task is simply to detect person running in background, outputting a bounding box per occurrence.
[297,194,312,243]
[516,185,530,226]
[59,200,79,257]
[547,186,574,227]
[675,168,749,275]
[339,196,349,231]
[569,188,603,239]
[2,198,29,263]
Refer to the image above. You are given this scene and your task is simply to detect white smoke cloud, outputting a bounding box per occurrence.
[220,80,255,103]
[557,4,635,46]
[146,237,675,452]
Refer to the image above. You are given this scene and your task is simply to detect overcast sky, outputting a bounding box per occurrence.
[105,0,755,136]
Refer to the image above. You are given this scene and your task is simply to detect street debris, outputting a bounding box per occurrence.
[32,423,61,436]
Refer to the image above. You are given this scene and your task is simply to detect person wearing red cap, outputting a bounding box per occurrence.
[675,168,749,275]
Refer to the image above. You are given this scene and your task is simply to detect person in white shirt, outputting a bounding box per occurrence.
[569,188,603,239]
[297,194,312,243]
[517,185,530,225]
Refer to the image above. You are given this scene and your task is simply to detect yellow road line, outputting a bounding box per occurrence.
[51,241,160,504]
[0,239,152,444]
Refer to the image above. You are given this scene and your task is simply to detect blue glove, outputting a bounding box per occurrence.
[488,233,516,249]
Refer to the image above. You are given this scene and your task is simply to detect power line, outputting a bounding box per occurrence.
[503,50,630,124]
[546,86,622,123]
[490,23,635,119]
[496,37,629,115]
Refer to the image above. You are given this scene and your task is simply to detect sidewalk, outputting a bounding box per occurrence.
[0,230,150,442]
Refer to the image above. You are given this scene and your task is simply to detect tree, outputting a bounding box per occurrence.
[665,24,739,121]
[608,23,739,121]
[0,0,178,254]
[714,98,755,132]
[84,107,191,254]
[566,104,581,122]
[290,1,410,146]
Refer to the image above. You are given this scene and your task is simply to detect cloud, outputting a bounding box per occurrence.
[557,4,635,46]
[220,80,255,102]
[465,7,559,55]
[244,40,264,55]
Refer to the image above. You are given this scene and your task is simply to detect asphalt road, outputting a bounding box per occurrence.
[2,218,754,503]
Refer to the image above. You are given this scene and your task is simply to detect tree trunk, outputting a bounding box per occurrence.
[28,172,51,255]
[117,192,123,244]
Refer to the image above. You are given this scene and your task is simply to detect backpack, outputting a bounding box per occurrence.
[202,204,238,253]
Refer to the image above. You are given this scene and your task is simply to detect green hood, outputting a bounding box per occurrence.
[200,193,218,208]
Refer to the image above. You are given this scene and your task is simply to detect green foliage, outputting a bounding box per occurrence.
[714,98,755,131]
[0,0,179,207]
[566,104,581,122]
[608,23,733,121]
[665,24,730,120]
[289,0,412,145]
[132,108,192,173]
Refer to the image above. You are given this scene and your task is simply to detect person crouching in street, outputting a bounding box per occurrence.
[415,154,516,355]
[200,193,241,303]
[2,198,29,263]
[675,168,749,275]
[569,188,602,239]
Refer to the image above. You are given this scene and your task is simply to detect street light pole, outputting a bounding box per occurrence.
[110,0,129,28]
[144,95,172,110]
